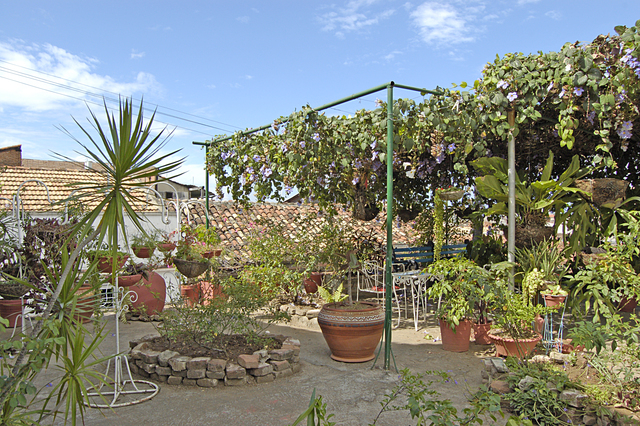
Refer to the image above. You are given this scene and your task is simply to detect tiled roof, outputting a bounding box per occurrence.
[179,201,421,262]
[0,166,158,212]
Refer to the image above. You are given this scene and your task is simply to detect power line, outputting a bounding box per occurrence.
[0,59,241,134]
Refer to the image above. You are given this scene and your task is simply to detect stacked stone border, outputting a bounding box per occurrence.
[127,334,301,388]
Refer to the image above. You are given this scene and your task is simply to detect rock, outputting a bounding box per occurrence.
[248,363,273,377]
[167,376,183,385]
[284,338,300,347]
[168,355,192,372]
[490,380,512,395]
[255,373,276,384]
[207,358,227,372]
[483,359,498,376]
[157,350,180,367]
[481,370,489,380]
[269,348,294,361]
[550,351,571,364]
[187,357,210,370]
[155,366,172,376]
[490,357,509,373]
[225,363,246,379]
[253,350,269,363]
[197,378,218,388]
[530,355,551,363]
[139,349,161,365]
[559,390,588,408]
[206,370,225,379]
[292,363,302,374]
[130,342,150,360]
[275,369,293,379]
[187,369,206,379]
[281,344,301,357]
[182,378,197,386]
[517,376,535,391]
[129,334,160,349]
[237,354,260,369]
[270,360,290,371]
[306,309,321,319]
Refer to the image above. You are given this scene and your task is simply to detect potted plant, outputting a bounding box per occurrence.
[193,224,222,259]
[87,249,129,274]
[118,260,149,287]
[0,278,31,328]
[426,257,484,352]
[172,225,210,279]
[130,231,158,259]
[488,278,548,359]
[540,282,568,308]
[157,230,177,252]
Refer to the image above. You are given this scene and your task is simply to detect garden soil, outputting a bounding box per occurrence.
[8,313,509,426]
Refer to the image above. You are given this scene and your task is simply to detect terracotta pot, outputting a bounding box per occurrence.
[488,329,542,358]
[472,321,493,345]
[75,286,96,323]
[97,255,129,273]
[132,246,155,259]
[318,301,384,363]
[129,272,166,316]
[158,242,176,252]
[618,296,637,312]
[199,281,225,304]
[118,274,142,287]
[0,299,23,328]
[180,283,201,307]
[542,294,567,308]
[202,249,222,259]
[173,258,209,278]
[534,314,545,334]
[303,272,322,294]
[439,319,471,352]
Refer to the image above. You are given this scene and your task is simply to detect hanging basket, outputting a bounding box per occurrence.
[352,187,379,221]
[398,209,421,222]
[173,258,210,278]
[575,178,629,208]
[515,225,554,249]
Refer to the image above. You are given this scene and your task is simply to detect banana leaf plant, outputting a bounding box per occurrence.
[472,151,598,254]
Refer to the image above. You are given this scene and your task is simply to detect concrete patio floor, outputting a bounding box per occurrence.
[4,313,503,426]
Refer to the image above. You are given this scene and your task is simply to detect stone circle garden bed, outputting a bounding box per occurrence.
[127,333,301,388]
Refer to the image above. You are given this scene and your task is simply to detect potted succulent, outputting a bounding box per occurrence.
[426,257,484,352]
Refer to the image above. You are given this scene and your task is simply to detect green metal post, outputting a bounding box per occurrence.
[205,144,210,229]
[384,82,395,370]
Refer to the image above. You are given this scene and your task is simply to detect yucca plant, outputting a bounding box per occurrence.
[1,97,184,425]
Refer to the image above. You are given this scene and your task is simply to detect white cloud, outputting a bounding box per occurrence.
[318,0,395,35]
[243,75,253,80]
[131,50,145,59]
[517,0,541,4]
[411,2,474,45]
[207,84,216,89]
[237,16,250,23]
[0,40,160,112]
[545,10,562,20]
[384,50,403,61]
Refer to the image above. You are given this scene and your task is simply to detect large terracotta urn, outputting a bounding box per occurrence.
[317,301,384,363]
[129,272,166,316]
[439,319,472,352]
[0,299,23,328]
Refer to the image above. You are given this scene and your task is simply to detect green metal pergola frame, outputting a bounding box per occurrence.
[193,81,442,370]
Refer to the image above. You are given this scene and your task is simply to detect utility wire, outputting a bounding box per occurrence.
[0,60,240,133]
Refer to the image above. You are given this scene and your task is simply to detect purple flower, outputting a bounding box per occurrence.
[436,154,445,164]
[261,166,273,178]
[281,144,288,153]
[507,92,518,102]
[621,120,633,130]
[221,151,232,160]
[313,133,321,142]
[617,128,633,139]
[375,98,383,107]
[285,185,292,195]
[447,143,456,152]
[370,141,377,150]
[246,166,254,175]
[352,176,360,185]
[372,151,378,161]
[547,82,554,92]
[299,140,306,148]
[497,80,509,89]
[253,155,261,162]
[559,88,566,98]
[587,111,596,125]
[573,86,584,96]
[354,159,362,169]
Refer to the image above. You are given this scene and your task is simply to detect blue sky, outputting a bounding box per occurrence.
[1,1,639,188]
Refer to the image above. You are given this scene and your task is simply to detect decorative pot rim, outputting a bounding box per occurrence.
[321,301,381,313]
[488,328,542,343]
